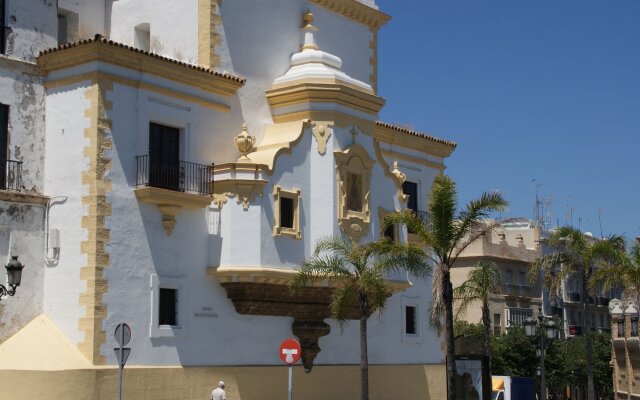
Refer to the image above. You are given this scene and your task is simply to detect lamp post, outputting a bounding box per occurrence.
[0,256,24,300]
[524,306,557,400]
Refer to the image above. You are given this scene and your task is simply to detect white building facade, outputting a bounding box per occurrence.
[0,1,456,399]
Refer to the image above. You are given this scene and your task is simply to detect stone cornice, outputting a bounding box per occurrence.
[311,0,391,31]
[266,80,385,116]
[38,35,245,97]
[374,122,456,158]
[0,191,49,206]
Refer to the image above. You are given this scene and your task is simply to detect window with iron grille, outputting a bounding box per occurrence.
[493,313,502,335]
[507,307,532,327]
[159,288,178,326]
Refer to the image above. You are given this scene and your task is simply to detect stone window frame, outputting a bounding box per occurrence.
[335,144,375,241]
[150,274,188,338]
[272,185,302,239]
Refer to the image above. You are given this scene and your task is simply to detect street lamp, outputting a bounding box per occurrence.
[0,256,25,300]
[524,306,557,400]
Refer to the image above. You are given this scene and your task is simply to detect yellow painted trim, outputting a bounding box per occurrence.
[44,72,231,112]
[373,140,408,203]
[241,119,312,173]
[380,149,446,171]
[272,186,302,239]
[38,40,242,96]
[273,110,376,135]
[378,207,399,240]
[266,81,385,116]
[310,0,392,31]
[134,187,213,209]
[374,123,455,158]
[335,142,375,242]
[198,0,221,69]
[214,179,268,210]
[135,187,213,235]
[369,27,378,93]
[78,77,113,365]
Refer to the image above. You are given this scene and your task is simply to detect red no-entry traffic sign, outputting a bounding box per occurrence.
[279,338,301,365]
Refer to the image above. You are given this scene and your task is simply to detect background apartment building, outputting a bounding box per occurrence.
[452,219,616,337]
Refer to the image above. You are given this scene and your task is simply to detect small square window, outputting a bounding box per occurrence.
[405,305,417,335]
[273,186,301,239]
[159,288,177,326]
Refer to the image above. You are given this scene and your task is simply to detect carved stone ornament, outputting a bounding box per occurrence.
[391,161,408,203]
[312,122,331,155]
[234,123,256,160]
[158,205,181,235]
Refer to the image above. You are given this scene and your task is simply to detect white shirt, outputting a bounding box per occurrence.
[212,387,226,400]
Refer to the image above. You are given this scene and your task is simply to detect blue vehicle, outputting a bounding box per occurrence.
[492,376,537,400]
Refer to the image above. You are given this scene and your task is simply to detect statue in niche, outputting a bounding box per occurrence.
[346,172,362,212]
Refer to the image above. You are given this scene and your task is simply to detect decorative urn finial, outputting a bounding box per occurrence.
[234,123,255,160]
[301,10,319,50]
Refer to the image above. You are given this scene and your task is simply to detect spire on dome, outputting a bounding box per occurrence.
[271,10,373,92]
[302,11,319,51]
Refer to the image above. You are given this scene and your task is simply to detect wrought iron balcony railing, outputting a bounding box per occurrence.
[136,155,212,196]
[0,159,22,191]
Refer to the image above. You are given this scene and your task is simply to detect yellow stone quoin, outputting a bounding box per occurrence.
[78,77,113,365]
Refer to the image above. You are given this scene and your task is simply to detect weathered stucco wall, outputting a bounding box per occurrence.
[0,201,45,343]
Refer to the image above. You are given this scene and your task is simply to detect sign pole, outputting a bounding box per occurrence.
[118,340,124,400]
[114,323,131,400]
[118,329,124,400]
[288,365,292,400]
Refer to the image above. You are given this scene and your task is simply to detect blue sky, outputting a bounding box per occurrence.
[376,0,640,241]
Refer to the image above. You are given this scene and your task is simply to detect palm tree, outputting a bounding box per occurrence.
[454,260,501,400]
[291,236,429,400]
[383,174,507,400]
[528,226,625,400]
[592,240,640,305]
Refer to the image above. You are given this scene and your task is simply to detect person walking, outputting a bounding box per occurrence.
[211,381,226,400]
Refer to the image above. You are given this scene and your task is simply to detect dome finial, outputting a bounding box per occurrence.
[301,10,319,50]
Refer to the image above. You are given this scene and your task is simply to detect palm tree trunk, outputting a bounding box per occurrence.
[482,299,492,400]
[444,271,457,400]
[582,277,596,400]
[360,298,369,400]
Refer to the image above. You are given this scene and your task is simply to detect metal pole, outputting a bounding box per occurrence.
[539,308,546,400]
[118,328,124,400]
[288,365,292,400]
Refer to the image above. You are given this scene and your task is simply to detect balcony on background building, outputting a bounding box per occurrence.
[0,160,22,191]
[504,283,534,298]
[136,155,213,196]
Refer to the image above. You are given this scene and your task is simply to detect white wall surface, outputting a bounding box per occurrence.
[43,82,92,345]
[109,0,198,63]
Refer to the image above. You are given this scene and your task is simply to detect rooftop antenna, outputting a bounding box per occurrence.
[597,209,605,238]
[532,179,544,227]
